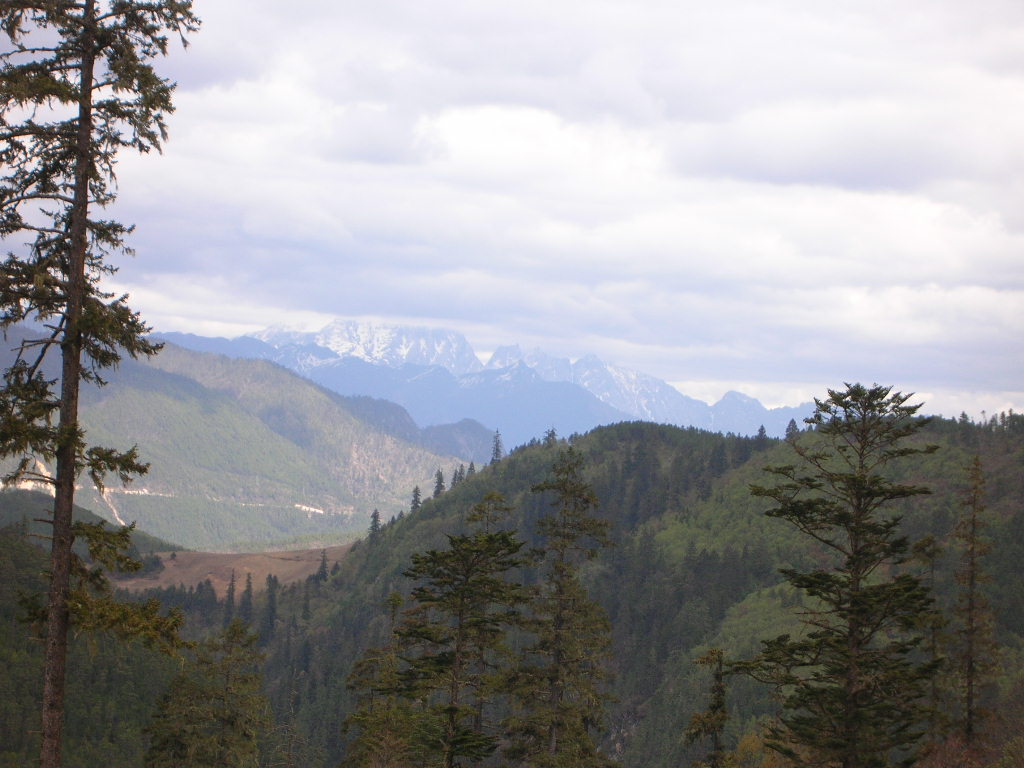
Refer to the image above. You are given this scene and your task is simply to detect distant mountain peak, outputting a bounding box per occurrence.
[248,318,484,376]
[717,390,759,405]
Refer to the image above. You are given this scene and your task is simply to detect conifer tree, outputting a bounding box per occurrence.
[952,455,996,747]
[145,620,269,768]
[785,419,799,440]
[223,570,236,627]
[491,430,504,464]
[410,486,422,515]
[317,549,329,581]
[433,469,446,498]
[738,384,939,768]
[343,594,424,768]
[369,509,382,542]
[393,490,529,767]
[685,648,728,768]
[506,447,614,767]
[345,493,529,768]
[239,573,254,625]
[0,4,198,765]
[261,574,279,643]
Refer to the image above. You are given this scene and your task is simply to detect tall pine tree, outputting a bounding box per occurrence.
[345,493,528,767]
[506,447,614,767]
[738,384,939,768]
[952,455,996,748]
[0,4,198,765]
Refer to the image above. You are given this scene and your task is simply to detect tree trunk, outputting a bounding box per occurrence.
[39,3,94,765]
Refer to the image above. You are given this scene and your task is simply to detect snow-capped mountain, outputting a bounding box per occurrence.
[166,319,812,442]
[486,346,712,427]
[250,320,483,376]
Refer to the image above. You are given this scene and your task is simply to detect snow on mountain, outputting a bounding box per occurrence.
[239,319,812,438]
[486,347,711,428]
[249,320,483,376]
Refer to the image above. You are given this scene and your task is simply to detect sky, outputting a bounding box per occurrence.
[106,0,1024,416]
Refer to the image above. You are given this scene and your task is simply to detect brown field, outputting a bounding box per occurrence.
[115,543,352,597]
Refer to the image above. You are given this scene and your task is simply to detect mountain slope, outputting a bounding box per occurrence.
[165,321,813,441]
[76,345,469,550]
[0,334,471,550]
[255,415,1024,767]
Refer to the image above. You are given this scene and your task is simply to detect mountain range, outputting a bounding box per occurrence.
[159,319,813,447]
[0,327,483,551]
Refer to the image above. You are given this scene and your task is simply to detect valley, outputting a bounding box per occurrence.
[113,543,352,595]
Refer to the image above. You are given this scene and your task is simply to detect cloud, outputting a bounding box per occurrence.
[90,0,1024,416]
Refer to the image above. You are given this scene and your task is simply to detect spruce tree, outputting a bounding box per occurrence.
[393,491,529,767]
[433,469,446,498]
[0,4,198,765]
[952,455,996,748]
[145,620,269,768]
[345,499,529,768]
[260,574,279,643]
[238,573,254,625]
[343,594,423,768]
[685,649,728,768]
[491,430,504,464]
[317,549,329,581]
[738,384,939,768]
[506,447,614,767]
[411,486,422,515]
[369,509,382,542]
[223,570,236,627]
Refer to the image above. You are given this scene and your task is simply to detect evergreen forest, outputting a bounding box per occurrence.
[2,402,1023,767]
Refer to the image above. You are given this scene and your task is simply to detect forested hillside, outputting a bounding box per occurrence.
[251,414,1024,767]
[0,330,476,551]
[2,413,1022,766]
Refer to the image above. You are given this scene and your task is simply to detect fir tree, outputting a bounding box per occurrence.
[785,418,799,440]
[260,574,279,643]
[433,469,446,498]
[737,384,940,768]
[343,595,423,768]
[317,549,329,581]
[394,499,529,767]
[345,493,529,768]
[369,509,382,542]
[238,573,254,625]
[685,648,728,768]
[223,570,236,627]
[410,486,422,515]
[466,461,477,478]
[506,447,614,767]
[952,455,996,748]
[491,430,504,464]
[145,620,269,768]
[0,4,198,764]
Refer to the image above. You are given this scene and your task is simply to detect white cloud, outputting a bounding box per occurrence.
[92,0,1024,415]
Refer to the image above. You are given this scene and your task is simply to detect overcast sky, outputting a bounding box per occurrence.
[107,0,1024,416]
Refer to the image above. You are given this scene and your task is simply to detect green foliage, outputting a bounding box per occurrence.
[145,620,270,767]
[345,491,529,767]
[1,2,198,763]
[3,416,1010,768]
[505,447,615,768]
[685,648,728,768]
[950,455,997,746]
[0,525,179,766]
[737,384,940,768]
